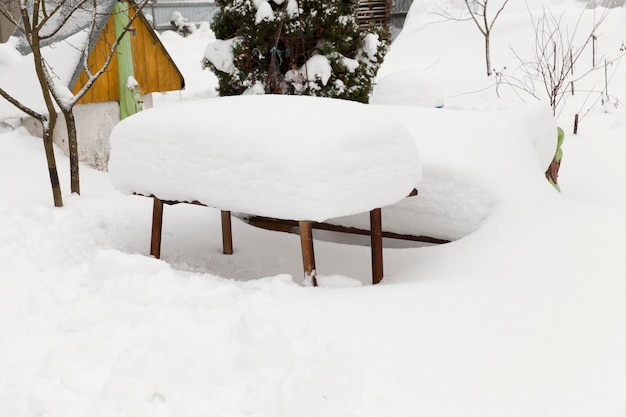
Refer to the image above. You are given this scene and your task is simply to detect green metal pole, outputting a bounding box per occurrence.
[114,1,142,119]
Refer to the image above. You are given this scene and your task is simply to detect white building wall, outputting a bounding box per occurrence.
[22,95,154,171]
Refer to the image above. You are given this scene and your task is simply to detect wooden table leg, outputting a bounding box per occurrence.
[150,197,164,259]
[299,221,317,286]
[221,210,233,255]
[370,208,383,284]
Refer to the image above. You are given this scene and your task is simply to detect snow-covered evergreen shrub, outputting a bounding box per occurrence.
[202,0,388,103]
[171,11,197,37]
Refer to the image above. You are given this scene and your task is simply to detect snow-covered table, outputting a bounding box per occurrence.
[109,95,421,284]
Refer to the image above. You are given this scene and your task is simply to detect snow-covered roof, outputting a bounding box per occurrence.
[109,95,422,222]
[0,1,183,119]
[13,0,117,55]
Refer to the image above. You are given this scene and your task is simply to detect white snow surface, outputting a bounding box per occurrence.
[302,55,332,85]
[371,69,445,108]
[109,95,421,222]
[202,37,240,74]
[359,33,380,61]
[285,0,300,17]
[155,26,218,103]
[255,1,275,23]
[0,31,88,117]
[2,1,626,417]
[333,102,557,240]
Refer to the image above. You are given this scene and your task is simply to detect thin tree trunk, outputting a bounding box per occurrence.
[41,123,63,207]
[485,33,492,76]
[64,109,80,194]
[30,30,64,207]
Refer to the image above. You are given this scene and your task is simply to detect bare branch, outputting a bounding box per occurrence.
[39,0,93,41]
[464,0,487,37]
[510,3,613,116]
[0,2,20,26]
[488,0,510,32]
[459,0,511,76]
[426,3,472,23]
[0,87,44,120]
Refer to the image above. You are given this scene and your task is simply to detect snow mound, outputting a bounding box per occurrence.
[330,102,557,241]
[371,69,444,108]
[203,38,240,74]
[278,343,365,417]
[109,95,421,222]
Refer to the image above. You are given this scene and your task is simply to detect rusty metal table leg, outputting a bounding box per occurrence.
[221,210,233,255]
[370,208,383,284]
[299,221,317,286]
[151,197,164,259]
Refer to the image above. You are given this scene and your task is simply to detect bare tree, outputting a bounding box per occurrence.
[427,0,510,76]
[0,0,149,199]
[499,2,614,191]
[0,1,71,207]
[509,3,612,116]
[463,0,510,76]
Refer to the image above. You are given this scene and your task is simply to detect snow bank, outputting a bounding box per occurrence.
[330,102,557,240]
[371,69,444,108]
[109,95,421,222]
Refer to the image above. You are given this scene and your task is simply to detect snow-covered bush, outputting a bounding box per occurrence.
[171,11,197,37]
[202,0,388,103]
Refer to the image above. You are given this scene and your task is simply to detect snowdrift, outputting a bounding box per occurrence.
[329,102,558,241]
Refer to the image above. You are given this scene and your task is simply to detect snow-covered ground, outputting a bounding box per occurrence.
[1,1,626,416]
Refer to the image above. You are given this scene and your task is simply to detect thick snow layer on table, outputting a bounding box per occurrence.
[329,102,557,240]
[109,95,421,222]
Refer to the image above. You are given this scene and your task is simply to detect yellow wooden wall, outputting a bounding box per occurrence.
[72,9,184,104]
